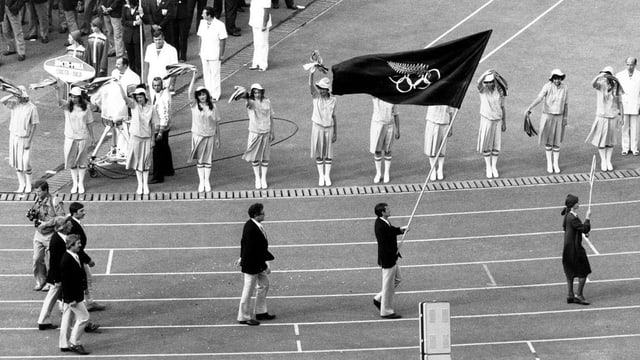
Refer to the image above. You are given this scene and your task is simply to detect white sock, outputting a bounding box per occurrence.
[15,172,25,193]
[203,167,212,192]
[383,158,391,183]
[260,165,268,189]
[373,157,382,183]
[142,171,150,194]
[316,162,325,186]
[70,169,79,193]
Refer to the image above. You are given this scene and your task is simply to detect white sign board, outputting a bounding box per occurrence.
[420,301,451,360]
[44,55,95,84]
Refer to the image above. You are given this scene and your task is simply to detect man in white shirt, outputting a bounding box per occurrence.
[616,57,640,156]
[197,6,227,101]
[144,31,179,91]
[149,77,175,183]
[248,0,271,71]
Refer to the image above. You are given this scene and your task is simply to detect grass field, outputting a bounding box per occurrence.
[1,0,640,358]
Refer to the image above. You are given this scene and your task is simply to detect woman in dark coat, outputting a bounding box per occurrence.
[561,194,592,305]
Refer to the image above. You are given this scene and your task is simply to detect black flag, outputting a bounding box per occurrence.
[331,30,492,108]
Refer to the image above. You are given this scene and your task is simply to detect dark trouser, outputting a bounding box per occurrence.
[80,0,98,32]
[151,130,174,181]
[225,0,239,32]
[124,38,142,76]
[173,16,191,61]
[191,0,208,32]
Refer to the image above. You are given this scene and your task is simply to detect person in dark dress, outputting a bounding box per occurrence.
[561,194,592,305]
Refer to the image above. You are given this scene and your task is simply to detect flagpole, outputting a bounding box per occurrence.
[398,108,459,251]
[588,154,596,212]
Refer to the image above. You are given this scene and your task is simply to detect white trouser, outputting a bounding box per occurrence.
[237,271,269,321]
[374,265,401,316]
[83,263,94,304]
[37,282,62,324]
[621,114,639,153]
[59,301,90,348]
[251,27,269,70]
[201,58,222,100]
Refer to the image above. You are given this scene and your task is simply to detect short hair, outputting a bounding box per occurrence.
[152,77,163,87]
[34,179,49,192]
[90,17,104,32]
[374,202,388,217]
[69,202,84,215]
[204,6,215,17]
[248,203,264,218]
[626,57,638,66]
[118,57,129,67]
[66,234,81,249]
[152,30,164,39]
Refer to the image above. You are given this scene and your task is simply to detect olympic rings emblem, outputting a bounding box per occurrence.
[387,61,441,94]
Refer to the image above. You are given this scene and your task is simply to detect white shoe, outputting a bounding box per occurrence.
[373,173,381,184]
[198,183,205,193]
[261,178,267,189]
[15,184,25,193]
[553,165,560,174]
[204,183,211,192]
[318,176,325,187]
[437,168,444,180]
[255,178,261,189]
[78,184,85,194]
[607,162,613,171]
[546,164,553,174]
[383,173,390,183]
[430,171,437,181]
[136,188,143,195]
[70,184,78,194]
[491,167,499,178]
[486,168,493,179]
[143,185,150,195]
[324,175,332,187]
[600,163,607,172]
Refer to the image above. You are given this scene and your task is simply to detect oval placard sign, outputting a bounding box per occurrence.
[44,55,95,83]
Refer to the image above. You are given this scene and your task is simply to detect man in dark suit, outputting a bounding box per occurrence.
[142,0,177,47]
[235,203,275,326]
[59,235,99,355]
[36,217,71,331]
[171,0,193,62]
[373,202,407,319]
[68,202,106,312]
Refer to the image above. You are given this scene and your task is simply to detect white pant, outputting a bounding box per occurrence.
[201,58,222,100]
[59,302,90,348]
[37,282,61,325]
[237,271,269,321]
[374,265,401,316]
[83,263,95,304]
[251,27,270,70]
[621,114,639,153]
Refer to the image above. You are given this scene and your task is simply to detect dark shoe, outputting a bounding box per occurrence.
[2,50,16,56]
[18,55,25,61]
[108,52,116,57]
[86,302,107,312]
[41,37,49,44]
[69,344,91,355]
[249,66,260,70]
[566,297,574,304]
[255,312,276,320]
[148,178,163,184]
[573,296,590,305]
[238,319,260,326]
[33,284,45,291]
[59,27,68,34]
[38,323,58,330]
[381,313,402,319]
[84,322,100,332]
[373,299,381,310]
[60,348,72,352]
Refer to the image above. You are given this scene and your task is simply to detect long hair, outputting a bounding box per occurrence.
[195,88,214,111]
[67,94,88,112]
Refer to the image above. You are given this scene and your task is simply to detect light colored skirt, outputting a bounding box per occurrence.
[188,134,214,165]
[310,123,334,159]
[9,134,31,171]
[126,135,151,171]
[369,122,394,154]
[424,121,448,157]
[539,113,563,147]
[242,131,271,163]
[64,137,89,169]
[585,116,617,148]
[476,117,501,153]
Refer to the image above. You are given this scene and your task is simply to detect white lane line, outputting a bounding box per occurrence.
[1,198,640,228]
[482,264,497,286]
[526,341,541,360]
[424,0,496,48]
[293,323,302,352]
[2,250,640,277]
[294,323,300,335]
[296,340,302,352]
[480,0,566,63]
[105,249,114,275]
[2,276,639,304]
[2,304,640,331]
[4,224,640,252]
[583,234,600,255]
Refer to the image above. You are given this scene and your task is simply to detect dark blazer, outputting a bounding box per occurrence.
[61,0,76,11]
[0,0,5,20]
[375,217,403,269]
[240,220,274,275]
[6,0,24,15]
[142,0,177,29]
[122,4,143,44]
[46,232,67,284]
[60,252,87,303]
[102,0,123,18]
[175,0,193,19]
[68,217,92,265]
